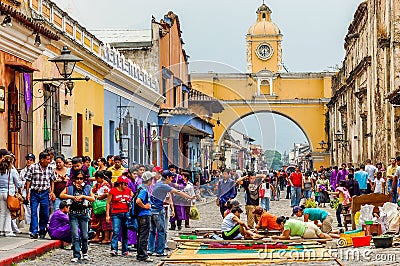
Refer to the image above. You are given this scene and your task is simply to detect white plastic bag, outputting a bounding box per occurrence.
[380,202,398,222]
[358,204,374,227]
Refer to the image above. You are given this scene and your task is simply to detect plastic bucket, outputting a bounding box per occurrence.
[352,235,371,247]
[372,236,393,248]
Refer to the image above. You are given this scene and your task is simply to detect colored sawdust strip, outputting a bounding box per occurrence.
[166,245,332,262]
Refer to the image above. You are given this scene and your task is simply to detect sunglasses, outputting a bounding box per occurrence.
[75,177,85,180]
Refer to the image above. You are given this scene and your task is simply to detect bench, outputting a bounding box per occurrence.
[351,193,391,230]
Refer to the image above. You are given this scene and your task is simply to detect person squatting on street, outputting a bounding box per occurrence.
[47,200,73,243]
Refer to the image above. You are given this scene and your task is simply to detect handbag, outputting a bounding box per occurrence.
[92,199,107,215]
[7,171,21,212]
[258,183,265,198]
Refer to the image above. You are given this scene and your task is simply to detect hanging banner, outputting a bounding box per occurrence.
[23,73,32,115]
[147,127,152,148]
[140,126,144,144]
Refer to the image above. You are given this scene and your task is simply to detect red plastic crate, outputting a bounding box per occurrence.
[352,235,372,247]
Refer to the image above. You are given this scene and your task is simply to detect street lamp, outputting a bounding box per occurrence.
[33,46,90,96]
[49,46,82,79]
[318,140,327,150]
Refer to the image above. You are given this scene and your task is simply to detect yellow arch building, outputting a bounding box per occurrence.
[191,3,333,167]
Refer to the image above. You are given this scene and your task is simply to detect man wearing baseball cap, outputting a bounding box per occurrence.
[148,170,195,257]
[136,171,155,262]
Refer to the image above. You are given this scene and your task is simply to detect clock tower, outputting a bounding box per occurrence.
[246,2,283,74]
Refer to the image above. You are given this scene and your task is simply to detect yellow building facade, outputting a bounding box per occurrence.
[191,3,334,167]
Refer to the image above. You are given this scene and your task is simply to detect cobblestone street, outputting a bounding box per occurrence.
[19,192,293,266]
[19,192,400,265]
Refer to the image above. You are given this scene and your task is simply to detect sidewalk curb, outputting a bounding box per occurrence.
[0,239,64,266]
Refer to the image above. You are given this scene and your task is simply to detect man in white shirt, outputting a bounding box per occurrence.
[365,159,377,193]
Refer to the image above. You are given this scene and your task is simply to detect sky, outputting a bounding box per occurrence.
[52,0,364,153]
[232,113,308,155]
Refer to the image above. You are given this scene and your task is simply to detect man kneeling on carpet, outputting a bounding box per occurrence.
[221,206,262,240]
[271,216,332,240]
[47,200,73,242]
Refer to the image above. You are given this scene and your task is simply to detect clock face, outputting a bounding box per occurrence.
[256,43,273,60]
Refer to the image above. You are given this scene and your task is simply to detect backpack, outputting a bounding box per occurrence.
[126,186,148,231]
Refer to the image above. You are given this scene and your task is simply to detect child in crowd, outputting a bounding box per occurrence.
[373,171,385,194]
[259,177,273,211]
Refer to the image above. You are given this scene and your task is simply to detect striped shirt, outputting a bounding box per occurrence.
[25,162,55,192]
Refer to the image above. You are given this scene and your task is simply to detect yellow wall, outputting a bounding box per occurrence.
[32,54,65,156]
[192,75,332,101]
[72,62,104,157]
[247,35,282,73]
[191,73,333,167]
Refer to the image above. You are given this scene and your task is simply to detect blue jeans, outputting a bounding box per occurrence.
[52,198,62,212]
[304,190,312,199]
[69,212,89,259]
[388,179,398,203]
[290,187,301,207]
[111,213,128,254]
[30,190,50,236]
[148,208,166,254]
[261,197,270,211]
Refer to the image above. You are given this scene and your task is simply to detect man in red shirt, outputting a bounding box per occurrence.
[288,166,303,207]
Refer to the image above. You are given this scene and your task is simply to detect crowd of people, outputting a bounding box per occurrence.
[216,158,400,241]
[0,148,201,263]
[2,145,398,262]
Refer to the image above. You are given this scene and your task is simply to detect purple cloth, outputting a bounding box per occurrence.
[128,179,138,193]
[170,174,187,190]
[330,170,338,190]
[337,169,348,184]
[136,175,143,186]
[170,205,186,222]
[48,210,72,243]
[67,165,91,186]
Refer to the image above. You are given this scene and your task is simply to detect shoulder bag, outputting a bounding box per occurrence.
[92,184,107,215]
[7,170,21,212]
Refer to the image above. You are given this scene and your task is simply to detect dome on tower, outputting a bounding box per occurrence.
[248,3,281,35]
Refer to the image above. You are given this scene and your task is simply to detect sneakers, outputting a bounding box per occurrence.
[5,233,16,237]
[122,252,129,256]
[70,258,79,263]
[82,254,89,260]
[155,253,168,257]
[147,251,153,256]
[110,250,118,256]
